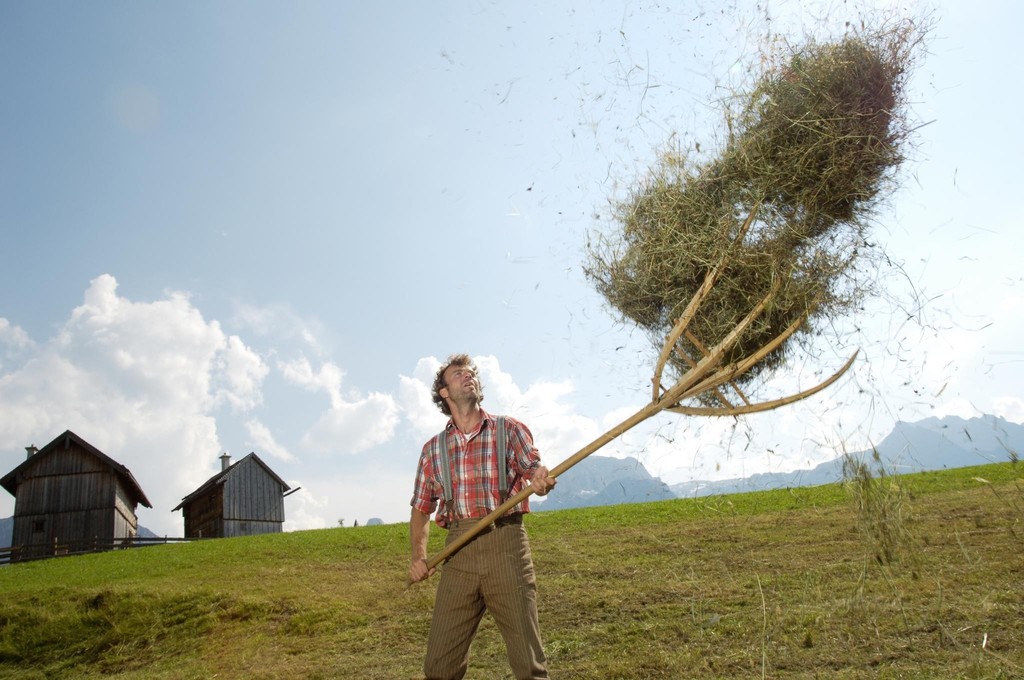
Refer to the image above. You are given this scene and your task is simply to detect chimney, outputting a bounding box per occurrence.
[220,452,231,471]
[25,445,38,460]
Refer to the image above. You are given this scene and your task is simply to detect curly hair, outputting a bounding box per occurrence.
[431,353,483,416]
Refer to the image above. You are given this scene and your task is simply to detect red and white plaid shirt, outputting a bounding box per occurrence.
[410,410,541,528]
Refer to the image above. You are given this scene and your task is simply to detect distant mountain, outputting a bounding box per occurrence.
[535,415,1022,511]
[536,455,675,512]
[884,415,1021,469]
[672,414,1022,498]
[137,525,158,539]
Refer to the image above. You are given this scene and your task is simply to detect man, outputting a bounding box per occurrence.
[409,353,557,680]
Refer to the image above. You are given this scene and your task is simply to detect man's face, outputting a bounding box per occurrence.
[441,364,480,403]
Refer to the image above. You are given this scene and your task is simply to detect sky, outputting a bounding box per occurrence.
[1,1,1022,536]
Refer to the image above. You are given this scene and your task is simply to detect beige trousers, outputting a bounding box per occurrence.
[424,517,548,680]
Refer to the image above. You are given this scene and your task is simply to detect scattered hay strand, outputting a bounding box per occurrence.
[843,449,919,569]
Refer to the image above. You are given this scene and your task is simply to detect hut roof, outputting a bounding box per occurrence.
[0,429,153,508]
[172,452,290,512]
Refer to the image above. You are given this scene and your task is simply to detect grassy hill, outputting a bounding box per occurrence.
[0,463,1021,679]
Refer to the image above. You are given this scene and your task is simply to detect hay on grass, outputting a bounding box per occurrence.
[587,19,926,406]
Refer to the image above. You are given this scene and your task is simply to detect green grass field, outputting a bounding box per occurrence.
[0,462,1021,679]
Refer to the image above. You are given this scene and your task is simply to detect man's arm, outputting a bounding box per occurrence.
[408,508,436,583]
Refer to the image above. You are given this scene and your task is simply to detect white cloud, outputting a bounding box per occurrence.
[281,484,331,532]
[932,396,1024,426]
[301,392,400,454]
[992,397,1024,425]
[289,465,416,528]
[278,356,400,455]
[244,419,296,462]
[279,356,345,407]
[931,398,984,420]
[0,276,411,534]
[0,318,33,352]
[213,335,268,411]
[397,356,447,439]
[230,303,329,356]
[0,275,269,536]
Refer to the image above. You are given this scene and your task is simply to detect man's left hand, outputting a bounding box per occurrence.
[531,466,557,496]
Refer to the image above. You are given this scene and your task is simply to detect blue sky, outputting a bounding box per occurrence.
[1,1,1022,536]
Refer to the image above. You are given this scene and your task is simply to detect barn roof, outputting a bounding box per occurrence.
[0,430,153,508]
[172,452,290,512]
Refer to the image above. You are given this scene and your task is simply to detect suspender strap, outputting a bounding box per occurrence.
[496,416,508,504]
[437,428,454,524]
[436,415,510,522]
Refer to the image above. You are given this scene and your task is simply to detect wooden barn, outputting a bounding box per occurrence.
[0,430,152,561]
[173,452,290,538]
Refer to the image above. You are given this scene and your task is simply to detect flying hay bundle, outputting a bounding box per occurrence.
[587,22,922,407]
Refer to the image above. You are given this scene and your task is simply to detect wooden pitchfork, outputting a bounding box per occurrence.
[422,208,858,573]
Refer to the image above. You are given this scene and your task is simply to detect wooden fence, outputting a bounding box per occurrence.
[0,535,204,565]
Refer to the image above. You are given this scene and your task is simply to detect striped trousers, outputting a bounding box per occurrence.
[424,517,549,680]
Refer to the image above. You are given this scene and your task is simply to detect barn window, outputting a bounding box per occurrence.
[33,520,44,533]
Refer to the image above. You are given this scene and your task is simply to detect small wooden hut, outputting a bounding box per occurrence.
[0,430,152,561]
[173,452,290,538]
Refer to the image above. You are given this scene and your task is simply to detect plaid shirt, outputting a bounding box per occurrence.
[411,410,541,529]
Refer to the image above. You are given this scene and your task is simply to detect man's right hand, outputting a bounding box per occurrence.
[408,558,435,584]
